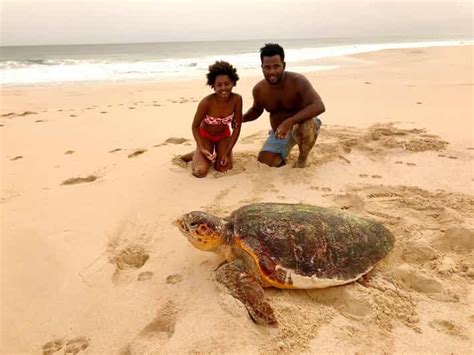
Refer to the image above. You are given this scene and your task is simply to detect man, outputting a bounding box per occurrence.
[243,43,325,167]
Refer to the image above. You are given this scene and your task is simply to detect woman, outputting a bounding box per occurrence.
[190,61,242,178]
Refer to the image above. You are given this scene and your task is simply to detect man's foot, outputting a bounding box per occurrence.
[293,158,308,168]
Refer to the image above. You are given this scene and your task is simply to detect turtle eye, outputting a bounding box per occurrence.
[189,222,198,229]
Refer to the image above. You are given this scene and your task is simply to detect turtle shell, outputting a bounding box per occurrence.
[227,203,395,289]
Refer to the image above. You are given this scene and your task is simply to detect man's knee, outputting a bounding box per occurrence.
[258,151,285,167]
[293,118,318,143]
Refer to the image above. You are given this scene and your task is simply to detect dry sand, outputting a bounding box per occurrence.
[1,45,473,354]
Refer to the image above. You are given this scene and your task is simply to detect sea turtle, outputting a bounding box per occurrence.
[176,202,395,326]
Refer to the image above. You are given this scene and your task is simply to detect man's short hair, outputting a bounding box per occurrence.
[260,43,285,63]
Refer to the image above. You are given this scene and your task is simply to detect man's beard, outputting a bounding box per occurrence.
[266,75,283,85]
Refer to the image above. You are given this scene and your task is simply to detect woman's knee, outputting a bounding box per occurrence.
[192,167,208,178]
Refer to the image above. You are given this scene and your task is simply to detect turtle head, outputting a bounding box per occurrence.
[176,211,225,251]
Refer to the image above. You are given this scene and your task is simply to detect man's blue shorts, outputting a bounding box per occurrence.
[260,117,322,160]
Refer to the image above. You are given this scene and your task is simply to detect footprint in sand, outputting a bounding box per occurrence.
[333,194,366,212]
[448,156,458,160]
[392,264,443,294]
[128,107,136,110]
[138,271,154,281]
[109,148,122,153]
[307,287,374,320]
[100,111,107,114]
[42,338,65,355]
[433,227,474,253]
[128,149,147,158]
[2,111,38,118]
[401,240,438,264]
[35,119,46,123]
[10,156,23,161]
[141,301,178,334]
[69,114,77,117]
[64,150,75,155]
[61,175,98,185]
[20,111,38,116]
[371,175,382,179]
[166,273,183,284]
[337,155,351,164]
[112,245,149,271]
[110,245,150,285]
[416,102,423,105]
[64,336,90,354]
[163,137,190,145]
[154,137,191,147]
[395,161,403,164]
[42,336,90,355]
[122,301,178,353]
[429,320,468,340]
[406,162,416,166]
[359,174,368,178]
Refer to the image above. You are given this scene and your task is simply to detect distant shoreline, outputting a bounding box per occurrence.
[1,40,472,87]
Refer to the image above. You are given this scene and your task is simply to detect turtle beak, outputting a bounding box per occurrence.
[174,218,189,233]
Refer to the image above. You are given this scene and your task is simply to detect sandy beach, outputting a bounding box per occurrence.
[1,45,473,354]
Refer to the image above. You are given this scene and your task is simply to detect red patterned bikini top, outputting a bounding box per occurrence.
[204,113,234,125]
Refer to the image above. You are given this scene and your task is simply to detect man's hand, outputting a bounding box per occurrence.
[201,148,216,161]
[275,119,294,139]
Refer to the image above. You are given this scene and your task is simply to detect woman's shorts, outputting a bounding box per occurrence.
[199,126,231,143]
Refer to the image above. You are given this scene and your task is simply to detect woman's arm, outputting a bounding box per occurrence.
[192,98,215,161]
[222,94,243,158]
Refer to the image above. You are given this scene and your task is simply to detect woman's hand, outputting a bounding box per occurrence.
[220,155,229,167]
[201,148,216,161]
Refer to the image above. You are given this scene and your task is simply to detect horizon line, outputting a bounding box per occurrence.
[1,33,472,48]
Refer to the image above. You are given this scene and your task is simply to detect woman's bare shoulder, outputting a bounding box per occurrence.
[231,92,242,101]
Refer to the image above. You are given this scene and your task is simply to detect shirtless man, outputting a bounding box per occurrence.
[243,43,326,167]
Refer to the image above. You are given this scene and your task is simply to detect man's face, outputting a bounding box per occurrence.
[261,55,285,85]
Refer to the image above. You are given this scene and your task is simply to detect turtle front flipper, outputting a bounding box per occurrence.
[215,260,278,327]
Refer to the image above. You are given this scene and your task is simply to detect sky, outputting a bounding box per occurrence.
[1,0,472,46]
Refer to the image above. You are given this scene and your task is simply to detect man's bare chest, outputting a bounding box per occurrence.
[261,90,300,112]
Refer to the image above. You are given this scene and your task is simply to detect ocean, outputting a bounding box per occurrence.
[1,35,472,86]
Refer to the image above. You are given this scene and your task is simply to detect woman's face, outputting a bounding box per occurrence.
[213,75,234,98]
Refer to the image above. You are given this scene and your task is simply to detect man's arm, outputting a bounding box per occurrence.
[288,75,325,125]
[275,75,325,138]
[242,86,264,122]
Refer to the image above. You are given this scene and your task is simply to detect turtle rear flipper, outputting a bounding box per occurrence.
[215,260,278,327]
